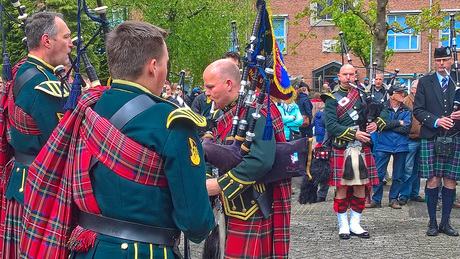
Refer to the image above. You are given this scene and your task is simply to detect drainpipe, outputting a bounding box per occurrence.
[428,0,433,73]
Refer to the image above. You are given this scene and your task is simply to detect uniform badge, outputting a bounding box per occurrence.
[338,97,350,107]
[348,109,359,121]
[57,113,64,121]
[188,137,200,166]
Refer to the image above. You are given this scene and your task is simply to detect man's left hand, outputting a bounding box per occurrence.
[366,122,377,134]
[206,178,222,196]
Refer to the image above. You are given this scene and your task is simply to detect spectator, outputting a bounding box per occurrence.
[367,84,412,209]
[276,100,303,141]
[330,77,339,90]
[297,81,313,137]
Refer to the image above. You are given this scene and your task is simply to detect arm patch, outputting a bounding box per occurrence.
[166,107,207,129]
[34,81,70,98]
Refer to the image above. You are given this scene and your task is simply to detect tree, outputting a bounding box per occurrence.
[98,0,255,87]
[291,0,455,71]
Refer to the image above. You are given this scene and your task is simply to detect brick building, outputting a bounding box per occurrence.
[268,0,460,90]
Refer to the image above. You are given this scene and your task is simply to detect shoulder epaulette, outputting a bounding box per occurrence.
[34,80,70,98]
[320,92,335,102]
[166,107,207,129]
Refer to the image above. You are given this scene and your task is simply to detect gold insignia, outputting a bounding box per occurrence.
[188,137,200,166]
[166,108,207,128]
[57,113,64,121]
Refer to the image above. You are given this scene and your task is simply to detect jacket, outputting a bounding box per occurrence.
[276,102,303,140]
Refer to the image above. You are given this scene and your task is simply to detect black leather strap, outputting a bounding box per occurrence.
[88,94,156,170]
[13,67,41,98]
[78,210,181,246]
[110,94,156,129]
[14,151,36,166]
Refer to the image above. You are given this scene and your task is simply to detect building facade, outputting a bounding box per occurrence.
[269,0,460,90]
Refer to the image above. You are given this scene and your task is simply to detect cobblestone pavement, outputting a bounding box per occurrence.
[188,178,460,258]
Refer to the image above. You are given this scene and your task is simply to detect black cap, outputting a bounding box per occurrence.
[434,47,452,58]
[389,84,407,95]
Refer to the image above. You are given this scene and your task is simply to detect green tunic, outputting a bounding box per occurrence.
[6,54,68,204]
[75,80,214,259]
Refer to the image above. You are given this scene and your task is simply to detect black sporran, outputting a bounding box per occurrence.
[289,129,302,141]
[434,136,454,157]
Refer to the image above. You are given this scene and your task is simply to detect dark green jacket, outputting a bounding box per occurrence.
[78,80,214,259]
[6,54,68,204]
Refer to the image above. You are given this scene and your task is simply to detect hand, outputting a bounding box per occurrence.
[437,116,454,130]
[366,122,377,134]
[355,130,371,143]
[291,115,296,120]
[206,178,222,196]
[451,110,460,120]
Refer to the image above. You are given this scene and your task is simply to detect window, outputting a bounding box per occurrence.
[316,0,346,20]
[440,15,460,48]
[387,15,420,51]
[110,8,128,28]
[272,16,288,54]
[311,61,342,89]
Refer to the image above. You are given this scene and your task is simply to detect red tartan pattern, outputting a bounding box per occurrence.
[333,198,349,213]
[7,89,40,136]
[21,87,169,258]
[1,198,22,259]
[226,211,274,259]
[0,57,27,256]
[217,96,290,258]
[328,146,378,187]
[336,87,360,119]
[351,196,366,213]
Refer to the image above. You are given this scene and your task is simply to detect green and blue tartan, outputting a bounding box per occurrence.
[419,138,460,180]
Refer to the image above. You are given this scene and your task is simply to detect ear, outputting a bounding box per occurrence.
[42,34,51,49]
[148,58,157,76]
[226,79,232,91]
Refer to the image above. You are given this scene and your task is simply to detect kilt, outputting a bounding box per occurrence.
[225,210,273,259]
[328,145,378,187]
[1,198,23,259]
[419,138,460,180]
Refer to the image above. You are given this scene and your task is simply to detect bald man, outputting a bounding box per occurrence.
[321,64,379,240]
[203,59,291,257]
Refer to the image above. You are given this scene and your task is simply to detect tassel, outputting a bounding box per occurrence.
[2,53,13,82]
[342,155,354,180]
[67,225,97,252]
[358,153,368,179]
[262,76,273,140]
[64,73,83,111]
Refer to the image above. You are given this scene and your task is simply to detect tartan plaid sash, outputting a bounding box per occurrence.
[7,89,40,136]
[215,95,291,257]
[336,87,360,119]
[0,58,27,253]
[21,86,167,258]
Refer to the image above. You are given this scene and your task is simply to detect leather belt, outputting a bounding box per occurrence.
[14,151,36,166]
[78,211,181,247]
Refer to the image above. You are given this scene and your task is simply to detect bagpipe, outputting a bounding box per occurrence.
[449,13,460,112]
[201,0,310,186]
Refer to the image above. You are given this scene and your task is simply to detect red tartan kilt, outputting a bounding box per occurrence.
[328,145,378,187]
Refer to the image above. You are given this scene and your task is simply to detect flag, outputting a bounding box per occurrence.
[248,0,296,102]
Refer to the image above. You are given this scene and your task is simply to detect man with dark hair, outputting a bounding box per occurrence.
[414,46,460,237]
[21,21,214,258]
[222,51,242,69]
[297,81,313,137]
[0,12,72,258]
[203,59,291,257]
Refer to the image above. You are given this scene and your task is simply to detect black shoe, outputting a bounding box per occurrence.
[439,224,459,236]
[410,196,425,202]
[317,197,326,202]
[339,233,350,239]
[427,218,438,236]
[399,199,407,205]
[350,231,370,238]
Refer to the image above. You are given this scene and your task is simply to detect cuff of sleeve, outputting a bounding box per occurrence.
[217,171,254,200]
[337,127,357,142]
[376,117,386,131]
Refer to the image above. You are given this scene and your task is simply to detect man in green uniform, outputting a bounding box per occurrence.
[0,12,73,258]
[20,21,215,259]
[203,59,291,257]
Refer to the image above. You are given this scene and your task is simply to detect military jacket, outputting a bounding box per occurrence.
[6,55,68,204]
[322,86,377,149]
[82,80,214,258]
[213,103,276,221]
